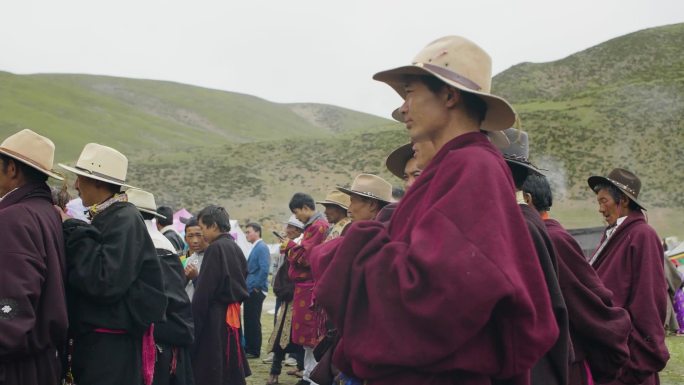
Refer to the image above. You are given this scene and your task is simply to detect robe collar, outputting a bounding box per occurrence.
[88,192,128,219]
[0,182,52,210]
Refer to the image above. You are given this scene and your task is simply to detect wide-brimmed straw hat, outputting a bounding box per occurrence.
[498,128,544,175]
[0,129,63,180]
[316,190,351,210]
[386,143,414,180]
[374,36,516,131]
[126,188,166,219]
[587,168,645,210]
[337,174,393,203]
[59,143,133,187]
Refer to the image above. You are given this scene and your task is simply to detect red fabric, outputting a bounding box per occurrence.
[590,212,670,385]
[311,132,559,385]
[286,217,330,282]
[284,216,329,347]
[142,324,156,385]
[544,219,631,384]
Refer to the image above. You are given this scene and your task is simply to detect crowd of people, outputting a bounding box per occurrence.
[0,34,673,385]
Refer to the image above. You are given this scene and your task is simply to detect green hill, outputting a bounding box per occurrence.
[1,23,683,238]
[0,72,396,160]
[492,23,684,207]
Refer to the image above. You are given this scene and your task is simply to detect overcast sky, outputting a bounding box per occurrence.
[1,0,682,118]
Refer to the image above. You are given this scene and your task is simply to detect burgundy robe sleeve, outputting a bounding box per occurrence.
[314,150,559,381]
[547,222,631,382]
[287,221,328,281]
[616,229,669,384]
[0,219,48,356]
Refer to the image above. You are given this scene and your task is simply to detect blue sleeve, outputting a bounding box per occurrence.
[256,243,271,290]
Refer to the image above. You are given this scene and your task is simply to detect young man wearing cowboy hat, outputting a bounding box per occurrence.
[521,173,631,385]
[59,143,166,385]
[587,168,670,385]
[317,190,352,241]
[127,188,195,385]
[0,129,68,385]
[311,36,558,385]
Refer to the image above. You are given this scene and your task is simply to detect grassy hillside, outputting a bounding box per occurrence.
[0,72,395,161]
[492,23,684,207]
[4,23,683,239]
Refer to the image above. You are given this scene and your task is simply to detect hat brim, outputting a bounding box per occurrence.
[373,65,516,132]
[587,175,646,210]
[504,157,545,176]
[58,163,133,188]
[336,186,393,204]
[385,143,414,180]
[316,200,349,210]
[138,207,166,219]
[0,148,64,181]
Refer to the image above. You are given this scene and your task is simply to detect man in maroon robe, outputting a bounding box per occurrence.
[0,129,68,385]
[522,173,631,385]
[587,169,669,385]
[311,36,558,385]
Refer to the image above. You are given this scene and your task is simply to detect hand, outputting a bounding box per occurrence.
[55,205,71,222]
[184,264,199,280]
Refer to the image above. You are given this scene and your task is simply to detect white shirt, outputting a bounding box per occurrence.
[590,216,628,265]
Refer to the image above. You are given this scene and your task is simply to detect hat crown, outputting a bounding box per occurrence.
[500,128,529,160]
[322,190,351,209]
[349,174,393,202]
[75,143,128,183]
[607,168,641,198]
[412,35,492,93]
[0,129,56,171]
[286,214,305,230]
[126,188,157,212]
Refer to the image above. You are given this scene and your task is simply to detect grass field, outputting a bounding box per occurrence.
[245,297,684,385]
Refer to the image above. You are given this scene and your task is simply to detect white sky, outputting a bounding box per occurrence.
[1,0,682,118]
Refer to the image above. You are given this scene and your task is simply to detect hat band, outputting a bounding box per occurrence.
[75,166,126,184]
[0,146,51,172]
[606,177,637,196]
[417,62,482,91]
[353,190,388,202]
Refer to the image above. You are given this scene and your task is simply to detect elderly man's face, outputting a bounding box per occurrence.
[349,195,377,222]
[285,224,302,240]
[596,188,626,226]
[400,77,449,142]
[323,204,347,224]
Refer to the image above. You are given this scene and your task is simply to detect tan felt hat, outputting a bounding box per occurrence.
[59,143,132,187]
[337,174,393,203]
[126,188,166,219]
[0,129,63,180]
[374,35,516,131]
[316,190,351,210]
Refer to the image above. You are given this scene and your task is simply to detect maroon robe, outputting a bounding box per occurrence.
[590,212,669,385]
[519,205,570,385]
[0,182,68,385]
[544,218,631,385]
[311,132,559,385]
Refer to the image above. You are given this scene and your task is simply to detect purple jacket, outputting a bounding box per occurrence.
[0,182,68,385]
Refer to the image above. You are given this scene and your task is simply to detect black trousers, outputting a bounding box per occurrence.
[243,290,266,356]
[270,342,304,375]
[72,332,141,385]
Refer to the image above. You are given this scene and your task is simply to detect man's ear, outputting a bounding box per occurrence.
[444,87,461,108]
[524,192,533,207]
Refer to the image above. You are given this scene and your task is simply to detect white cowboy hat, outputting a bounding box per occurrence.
[0,129,63,180]
[59,143,133,187]
[337,174,393,203]
[126,188,166,219]
[374,36,516,131]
